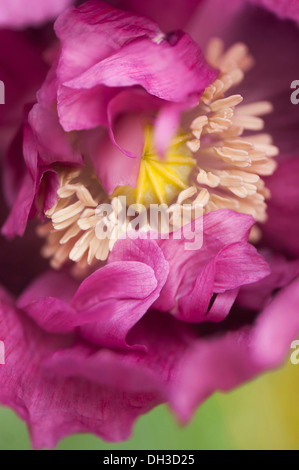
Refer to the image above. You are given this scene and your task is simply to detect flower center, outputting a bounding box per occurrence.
[39,38,278,271]
[113,126,196,209]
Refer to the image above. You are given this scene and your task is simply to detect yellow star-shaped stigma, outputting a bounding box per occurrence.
[115,126,196,208]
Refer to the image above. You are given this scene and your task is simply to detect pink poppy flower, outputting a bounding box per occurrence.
[1,0,299,449]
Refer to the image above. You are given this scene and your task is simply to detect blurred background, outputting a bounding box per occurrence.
[0,359,298,450]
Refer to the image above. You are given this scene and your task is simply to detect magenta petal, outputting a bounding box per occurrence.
[65,33,217,103]
[53,0,217,158]
[29,104,83,166]
[45,344,166,395]
[0,30,47,130]
[250,0,299,24]
[263,158,299,258]
[238,253,299,311]
[55,1,161,82]
[2,127,25,206]
[0,286,159,449]
[75,238,168,348]
[170,277,299,421]
[252,277,299,366]
[187,0,244,48]
[57,85,115,131]
[207,289,240,322]
[84,89,162,193]
[213,242,270,292]
[73,261,158,349]
[2,103,79,238]
[17,271,78,332]
[2,166,60,239]
[154,103,187,156]
[47,277,299,427]
[155,210,265,312]
[176,241,269,323]
[117,0,204,32]
[2,173,35,238]
[177,260,216,322]
[0,0,74,28]
[85,114,144,195]
[106,89,161,159]
[18,296,76,334]
[17,240,168,348]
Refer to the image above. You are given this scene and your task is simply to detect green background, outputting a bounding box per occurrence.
[1,360,298,450]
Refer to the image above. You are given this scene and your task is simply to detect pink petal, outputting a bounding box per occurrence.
[54,1,217,157]
[155,209,265,312]
[250,0,299,24]
[2,271,299,447]
[213,242,270,292]
[187,0,244,48]
[84,113,144,195]
[65,32,217,104]
[0,30,47,128]
[2,105,79,238]
[19,270,78,305]
[79,238,168,348]
[0,0,74,28]
[18,239,169,349]
[263,158,299,257]
[29,104,83,166]
[252,277,299,366]
[176,241,269,323]
[45,343,166,395]
[207,289,240,322]
[0,286,159,449]
[2,173,34,238]
[170,276,299,421]
[55,1,161,82]
[154,102,188,156]
[57,85,115,131]
[177,259,216,322]
[238,252,299,310]
[116,0,204,32]
[73,260,161,349]
[106,88,162,159]
[234,5,299,158]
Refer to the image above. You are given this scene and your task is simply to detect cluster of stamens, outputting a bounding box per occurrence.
[183,38,278,224]
[38,169,118,274]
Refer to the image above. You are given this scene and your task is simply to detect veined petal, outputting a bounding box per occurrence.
[64,33,217,104]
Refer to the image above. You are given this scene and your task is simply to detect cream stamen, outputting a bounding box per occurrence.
[38,169,124,272]
[181,38,278,228]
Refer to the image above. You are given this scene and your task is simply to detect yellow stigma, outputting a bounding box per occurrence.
[114,126,196,208]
